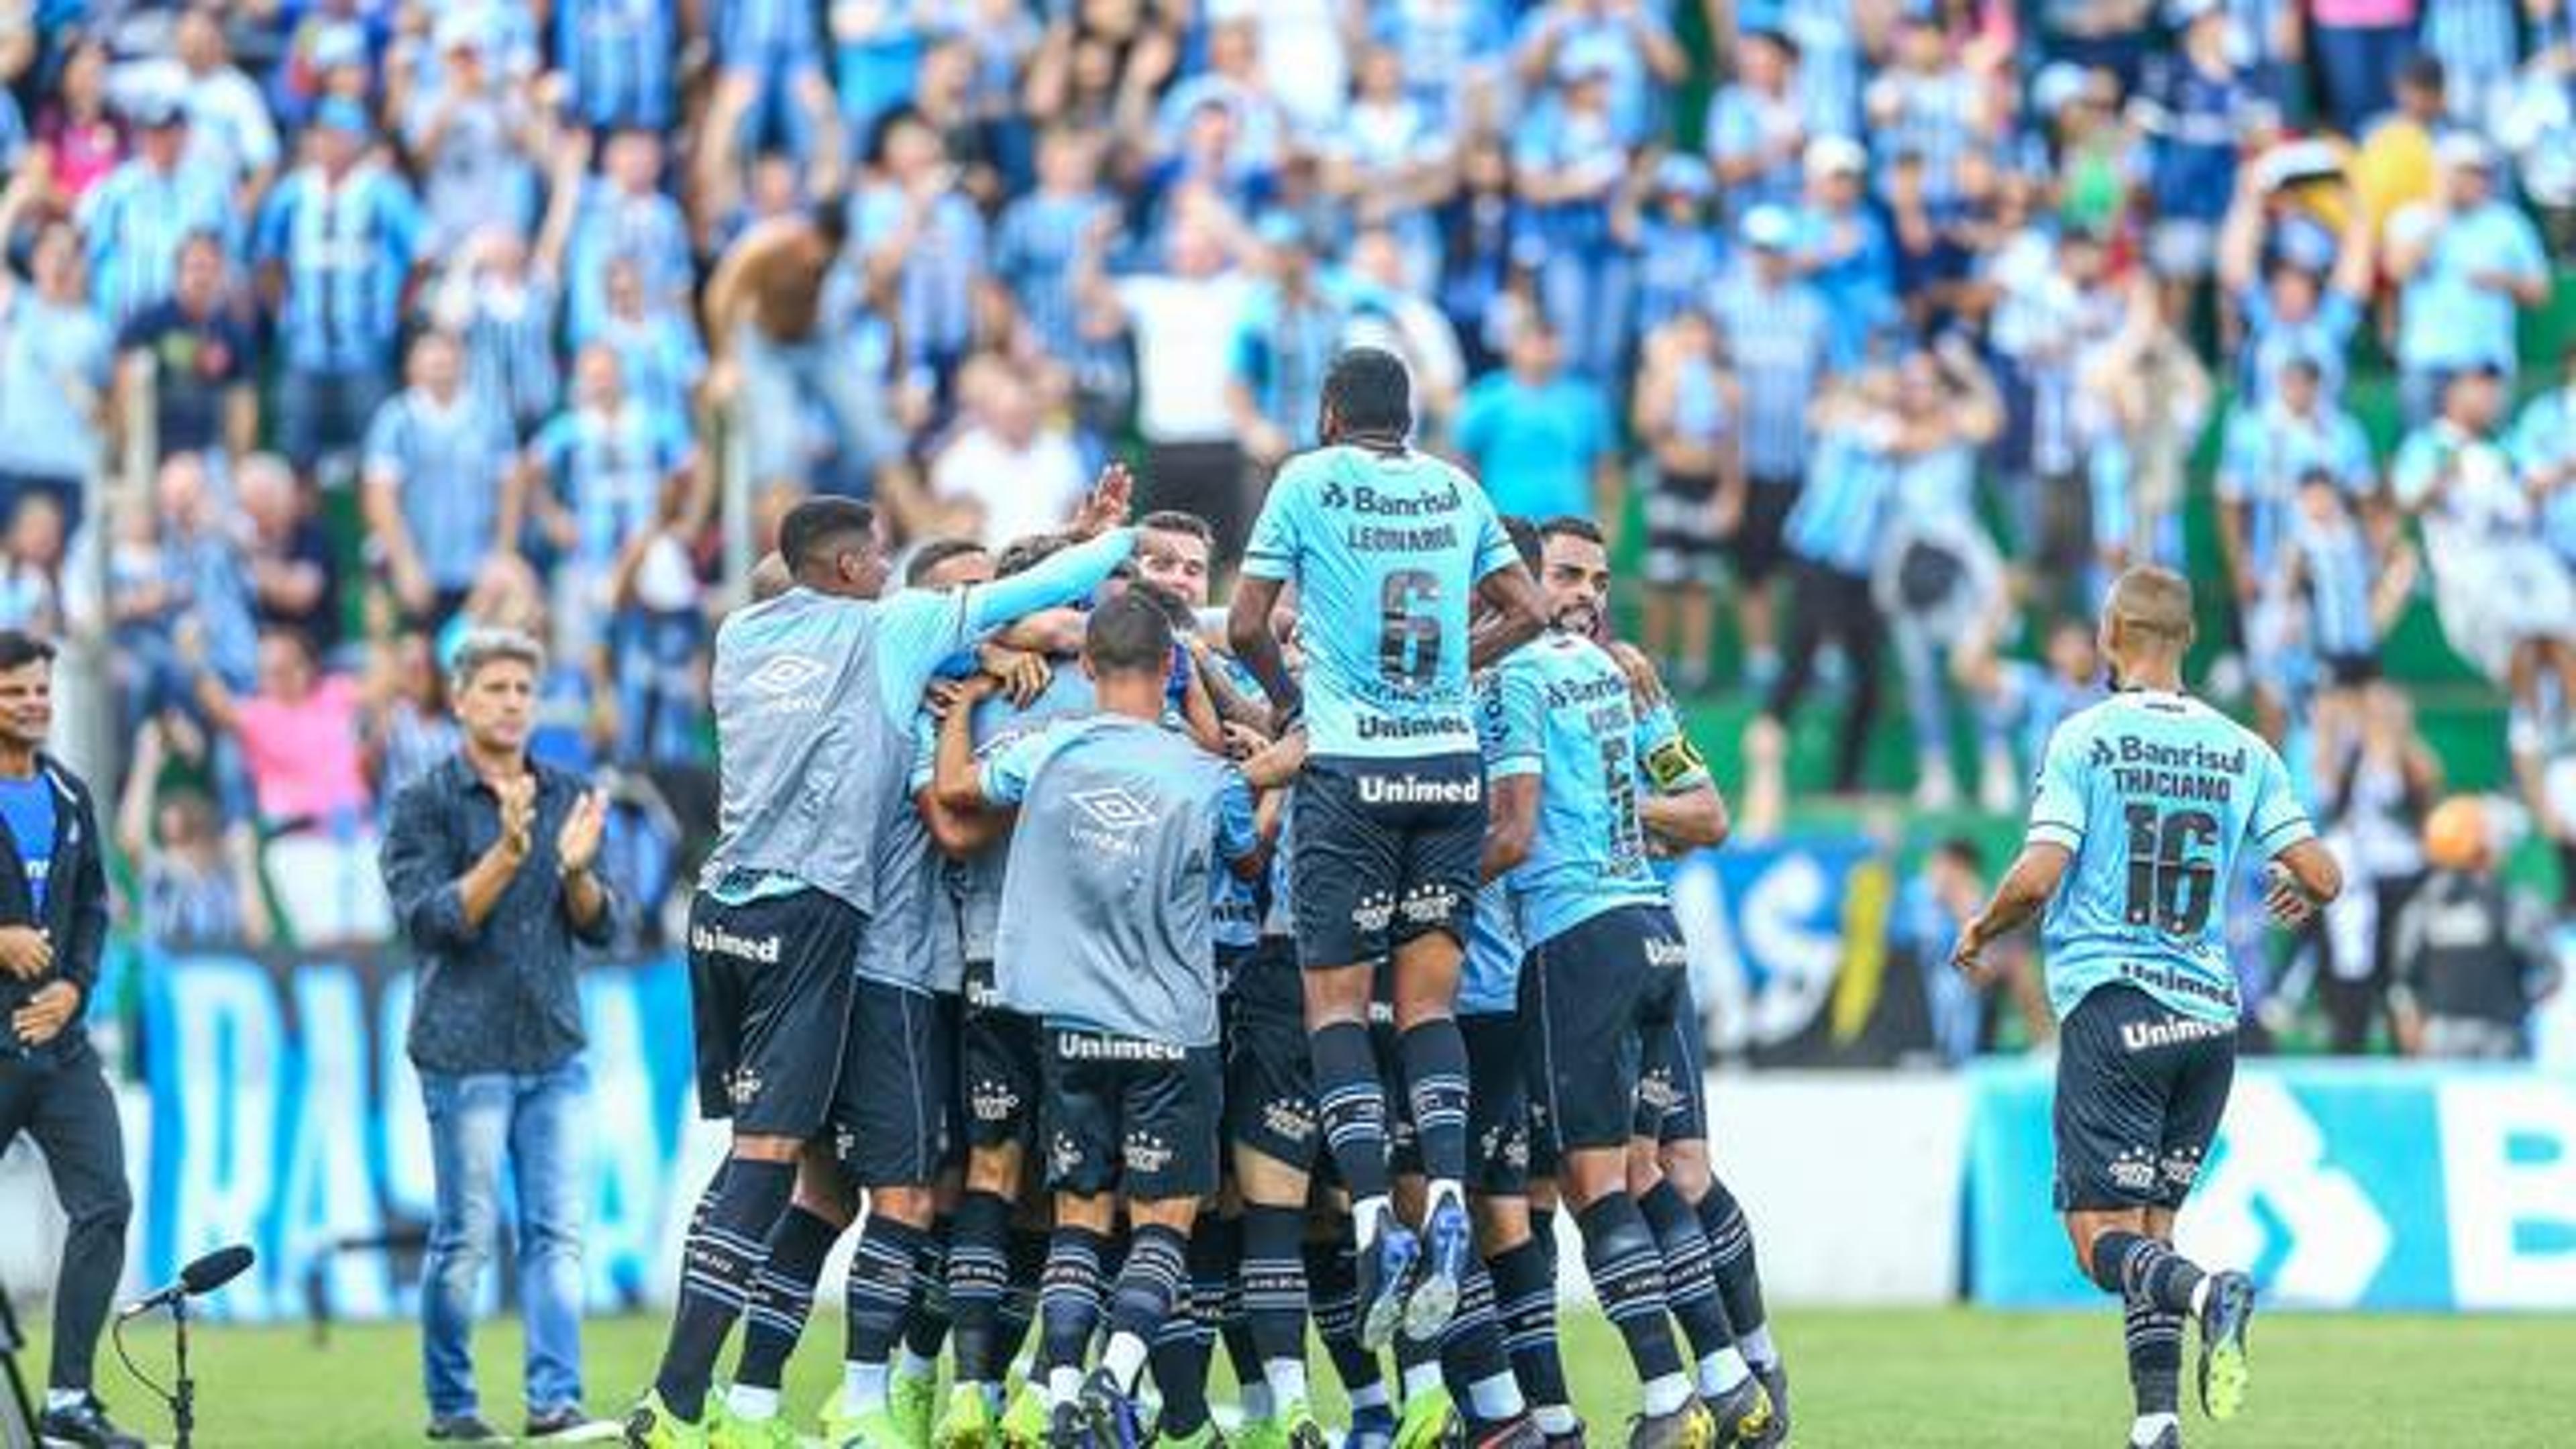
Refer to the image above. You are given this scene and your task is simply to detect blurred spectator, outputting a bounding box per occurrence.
[523,343,699,667]
[928,357,1087,549]
[2216,162,2375,408]
[1511,56,1638,381]
[564,128,691,347]
[2420,0,2520,127]
[2312,0,2424,135]
[76,89,235,329]
[2514,343,2576,573]
[2351,54,2448,232]
[1956,615,2106,812]
[1898,836,2050,1063]
[1433,134,1522,374]
[184,623,388,943]
[1633,154,1721,336]
[111,5,279,197]
[703,203,906,498]
[368,629,462,810]
[1324,44,1454,288]
[2384,133,2547,423]
[35,38,125,203]
[1705,25,1807,222]
[851,105,987,392]
[1152,17,1287,174]
[553,0,677,134]
[2392,366,2576,768]
[1511,0,1686,147]
[2216,356,2379,735]
[115,718,268,949]
[113,230,258,468]
[0,494,63,637]
[1455,315,1617,524]
[1633,309,1739,694]
[254,99,425,476]
[584,256,706,431]
[156,452,260,694]
[1083,209,1254,557]
[2078,284,2214,586]
[2392,796,2561,1058]
[2498,9,2576,248]
[1746,366,1900,803]
[1790,135,1894,366]
[0,220,111,533]
[1880,341,2007,810]
[1342,227,1468,435]
[1226,216,1350,469]
[364,331,525,629]
[2313,684,2439,1052]
[1864,8,1984,209]
[1711,204,1833,686]
[402,16,545,259]
[1988,225,2123,608]
[237,453,338,656]
[433,219,573,447]
[2131,0,2257,310]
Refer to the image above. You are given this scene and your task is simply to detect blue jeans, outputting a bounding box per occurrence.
[2312,23,2414,136]
[418,1059,589,1421]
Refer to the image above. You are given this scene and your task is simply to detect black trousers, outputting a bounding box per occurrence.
[0,1038,131,1394]
[1765,559,1885,792]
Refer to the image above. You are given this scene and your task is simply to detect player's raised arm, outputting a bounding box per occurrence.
[934,674,1015,814]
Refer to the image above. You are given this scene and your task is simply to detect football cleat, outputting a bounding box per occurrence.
[1405,1195,1473,1344]
[2196,1271,2257,1421]
[1703,1377,1772,1448]
[1624,1400,1715,1449]
[1358,1215,1424,1352]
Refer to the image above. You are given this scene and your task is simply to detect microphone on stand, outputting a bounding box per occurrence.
[118,1245,256,1322]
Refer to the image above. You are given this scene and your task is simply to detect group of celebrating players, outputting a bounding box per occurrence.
[621,344,2343,1449]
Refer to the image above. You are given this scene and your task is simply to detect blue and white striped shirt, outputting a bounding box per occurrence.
[1866,64,1982,205]
[456,278,564,439]
[77,160,238,327]
[2216,398,2377,572]
[2292,508,2378,659]
[566,182,694,345]
[992,189,1116,362]
[851,184,987,368]
[1710,266,1831,482]
[255,166,424,374]
[586,309,706,429]
[555,0,676,130]
[1784,423,1894,574]
[715,0,822,74]
[531,401,691,573]
[363,390,517,591]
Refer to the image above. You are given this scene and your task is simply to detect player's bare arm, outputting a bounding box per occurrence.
[2263,837,2344,926]
[1953,841,2073,983]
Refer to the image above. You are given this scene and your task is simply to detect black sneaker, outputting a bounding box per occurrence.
[525,1404,616,1440]
[2196,1270,2257,1421]
[37,1395,145,1449]
[1541,1424,1589,1449]
[425,1413,510,1442]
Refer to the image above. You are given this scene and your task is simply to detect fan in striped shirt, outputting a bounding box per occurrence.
[76,92,236,327]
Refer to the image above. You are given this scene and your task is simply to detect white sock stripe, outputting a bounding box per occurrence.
[696,1224,770,1258]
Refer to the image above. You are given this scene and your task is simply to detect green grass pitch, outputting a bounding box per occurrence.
[29,1307,2575,1447]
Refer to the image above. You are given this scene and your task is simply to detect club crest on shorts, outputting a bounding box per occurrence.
[727,1065,765,1108]
[1124,1130,1175,1175]
[2108,1145,2158,1195]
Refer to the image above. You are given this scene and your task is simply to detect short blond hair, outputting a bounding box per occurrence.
[2104,566,2194,649]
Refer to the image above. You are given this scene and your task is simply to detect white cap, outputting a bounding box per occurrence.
[1805,135,1867,179]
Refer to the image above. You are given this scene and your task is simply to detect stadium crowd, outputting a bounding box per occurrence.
[5,1,2571,1060]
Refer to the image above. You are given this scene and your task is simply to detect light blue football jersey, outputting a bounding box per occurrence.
[1240,444,1520,761]
[1484,631,1668,949]
[2028,690,2315,1025]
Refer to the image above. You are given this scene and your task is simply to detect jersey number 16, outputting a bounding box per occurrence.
[2121,804,2220,936]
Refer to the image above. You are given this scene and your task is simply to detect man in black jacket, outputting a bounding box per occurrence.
[0,630,141,1449]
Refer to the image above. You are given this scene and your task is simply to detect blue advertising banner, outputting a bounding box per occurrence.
[1668,837,1918,1065]
[1967,1061,2576,1311]
[134,948,704,1324]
